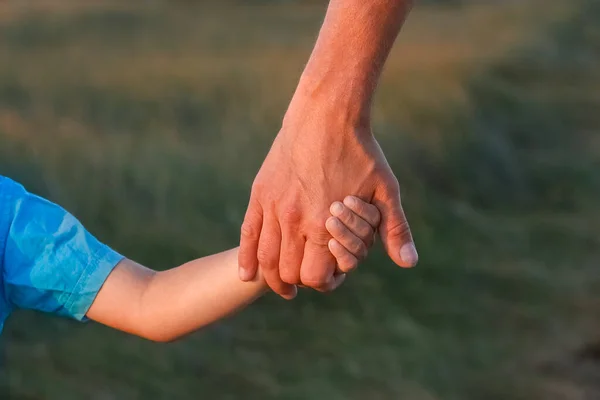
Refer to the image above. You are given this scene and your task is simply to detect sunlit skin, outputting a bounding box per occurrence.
[238,0,418,299]
[87,197,380,342]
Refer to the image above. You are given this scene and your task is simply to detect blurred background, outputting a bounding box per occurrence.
[0,0,599,398]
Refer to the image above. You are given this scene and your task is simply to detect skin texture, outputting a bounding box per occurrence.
[239,0,417,299]
[87,198,379,342]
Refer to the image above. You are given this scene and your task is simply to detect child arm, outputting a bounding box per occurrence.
[87,248,265,342]
[87,196,382,343]
[1,178,380,342]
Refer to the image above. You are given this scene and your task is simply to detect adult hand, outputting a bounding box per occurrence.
[238,0,416,298]
[238,103,418,299]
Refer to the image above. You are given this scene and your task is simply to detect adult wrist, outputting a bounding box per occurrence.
[283,78,373,136]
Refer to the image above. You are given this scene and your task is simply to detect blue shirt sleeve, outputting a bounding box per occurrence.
[0,176,124,321]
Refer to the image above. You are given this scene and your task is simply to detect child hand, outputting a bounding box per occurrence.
[326,196,381,274]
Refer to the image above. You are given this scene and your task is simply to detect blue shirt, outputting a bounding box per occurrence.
[0,176,123,333]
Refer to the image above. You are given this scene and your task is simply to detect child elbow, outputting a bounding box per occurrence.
[139,328,178,343]
[145,332,176,343]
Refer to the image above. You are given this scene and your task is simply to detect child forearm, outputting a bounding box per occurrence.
[87,248,267,342]
[140,248,266,341]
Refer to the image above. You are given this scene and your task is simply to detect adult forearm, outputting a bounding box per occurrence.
[289,0,413,126]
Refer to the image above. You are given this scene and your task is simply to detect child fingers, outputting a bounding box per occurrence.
[330,201,375,246]
[326,216,368,260]
[343,196,381,228]
[328,238,359,273]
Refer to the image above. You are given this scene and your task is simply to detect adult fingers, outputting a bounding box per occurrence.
[239,197,262,281]
[279,211,305,285]
[257,214,297,299]
[373,183,418,268]
[300,239,338,292]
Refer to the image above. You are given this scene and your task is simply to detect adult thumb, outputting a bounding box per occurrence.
[373,183,418,268]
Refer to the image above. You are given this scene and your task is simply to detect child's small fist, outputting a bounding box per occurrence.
[325,196,381,273]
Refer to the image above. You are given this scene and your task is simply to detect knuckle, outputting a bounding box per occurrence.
[257,247,276,267]
[354,233,366,249]
[353,201,366,216]
[280,206,302,225]
[279,252,302,284]
[239,246,256,263]
[357,224,373,240]
[379,180,401,202]
[240,220,259,239]
[308,222,332,246]
[307,215,327,231]
[339,206,353,221]
[348,239,366,259]
[251,177,266,193]
[387,219,411,240]
[385,175,401,192]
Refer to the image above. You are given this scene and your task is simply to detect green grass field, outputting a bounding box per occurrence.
[1,0,599,398]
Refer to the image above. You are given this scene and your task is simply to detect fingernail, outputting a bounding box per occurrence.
[331,202,344,216]
[324,275,336,292]
[400,243,418,266]
[239,268,253,281]
[334,273,346,289]
[344,196,357,208]
[283,285,298,300]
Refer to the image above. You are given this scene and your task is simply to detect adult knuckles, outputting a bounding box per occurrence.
[280,206,303,225]
[257,246,277,268]
[385,218,411,241]
[240,220,260,240]
[380,180,401,202]
[251,175,268,193]
[309,224,333,246]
